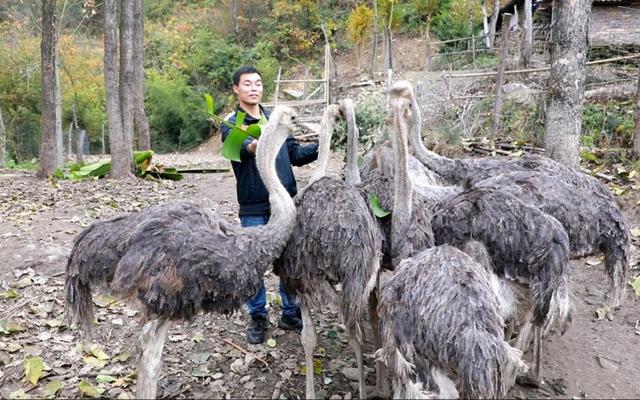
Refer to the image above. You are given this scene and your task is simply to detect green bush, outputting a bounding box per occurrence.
[332,96,388,152]
[145,68,210,152]
[582,101,636,148]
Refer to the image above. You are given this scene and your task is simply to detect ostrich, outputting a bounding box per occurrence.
[65,106,299,399]
[431,185,573,379]
[378,246,529,399]
[402,82,629,307]
[386,81,572,379]
[377,83,528,398]
[405,82,616,204]
[274,102,384,400]
[472,171,630,307]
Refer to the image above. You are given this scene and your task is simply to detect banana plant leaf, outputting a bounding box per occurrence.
[369,194,391,218]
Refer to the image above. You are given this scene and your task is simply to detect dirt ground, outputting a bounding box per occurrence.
[0,137,639,399]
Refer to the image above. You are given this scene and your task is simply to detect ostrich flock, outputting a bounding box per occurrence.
[64,81,631,399]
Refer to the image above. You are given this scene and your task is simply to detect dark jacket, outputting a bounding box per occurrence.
[221,104,318,217]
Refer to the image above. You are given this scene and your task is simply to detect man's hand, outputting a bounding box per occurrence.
[248,139,258,155]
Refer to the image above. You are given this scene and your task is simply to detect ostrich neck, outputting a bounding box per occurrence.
[310,108,336,184]
[255,122,297,252]
[391,106,413,240]
[344,102,361,186]
[407,95,456,176]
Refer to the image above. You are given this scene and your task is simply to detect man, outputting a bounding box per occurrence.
[221,66,318,344]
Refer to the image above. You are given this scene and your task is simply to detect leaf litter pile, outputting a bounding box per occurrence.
[1,149,640,399]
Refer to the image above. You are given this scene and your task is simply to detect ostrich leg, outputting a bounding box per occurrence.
[136,318,171,399]
[300,304,317,399]
[368,288,390,397]
[349,339,366,400]
[533,325,542,380]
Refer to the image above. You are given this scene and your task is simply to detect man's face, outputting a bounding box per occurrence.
[234,72,263,106]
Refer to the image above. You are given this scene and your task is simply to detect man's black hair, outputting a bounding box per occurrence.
[232,66,261,86]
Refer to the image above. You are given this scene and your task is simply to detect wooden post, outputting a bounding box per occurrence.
[493,14,512,137]
[76,129,85,164]
[101,123,106,155]
[302,65,310,99]
[472,34,477,68]
[0,106,6,167]
[67,122,73,159]
[634,68,640,157]
[274,67,281,106]
[523,0,533,67]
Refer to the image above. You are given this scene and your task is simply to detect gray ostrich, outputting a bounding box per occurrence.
[405,84,615,204]
[388,81,572,379]
[378,246,529,399]
[274,102,383,400]
[65,107,299,399]
[471,171,630,307]
[431,185,574,379]
[377,84,528,398]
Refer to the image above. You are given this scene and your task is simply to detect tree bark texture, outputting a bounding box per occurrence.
[489,0,500,48]
[104,0,130,178]
[522,0,533,67]
[55,48,64,167]
[543,0,592,169]
[493,14,511,137]
[232,0,239,37]
[38,0,58,178]
[369,0,379,78]
[132,0,150,150]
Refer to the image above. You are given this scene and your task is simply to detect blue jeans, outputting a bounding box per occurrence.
[240,215,300,318]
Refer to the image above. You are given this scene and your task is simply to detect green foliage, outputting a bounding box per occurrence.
[333,96,388,152]
[266,1,323,61]
[581,101,636,148]
[432,0,483,43]
[145,69,210,152]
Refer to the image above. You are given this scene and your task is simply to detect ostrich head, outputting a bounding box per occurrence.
[339,98,361,186]
[388,81,415,241]
[256,106,298,224]
[309,104,340,185]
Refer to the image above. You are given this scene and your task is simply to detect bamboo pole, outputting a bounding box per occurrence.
[445,54,640,79]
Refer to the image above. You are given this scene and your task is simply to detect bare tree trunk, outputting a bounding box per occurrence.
[117,0,135,175]
[132,0,150,150]
[634,69,640,157]
[493,14,511,137]
[522,0,533,67]
[38,0,57,178]
[369,0,379,79]
[489,0,500,48]
[232,0,239,38]
[482,1,491,48]
[0,106,6,167]
[543,0,592,169]
[425,17,432,71]
[104,0,130,178]
[54,48,63,167]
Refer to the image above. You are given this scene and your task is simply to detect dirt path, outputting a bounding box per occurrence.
[0,150,638,399]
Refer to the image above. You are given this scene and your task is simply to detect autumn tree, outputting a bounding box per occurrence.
[347,4,374,71]
[38,0,58,178]
[413,0,440,70]
[543,0,592,168]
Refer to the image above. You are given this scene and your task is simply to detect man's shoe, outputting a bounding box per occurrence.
[278,314,303,331]
[246,315,268,344]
